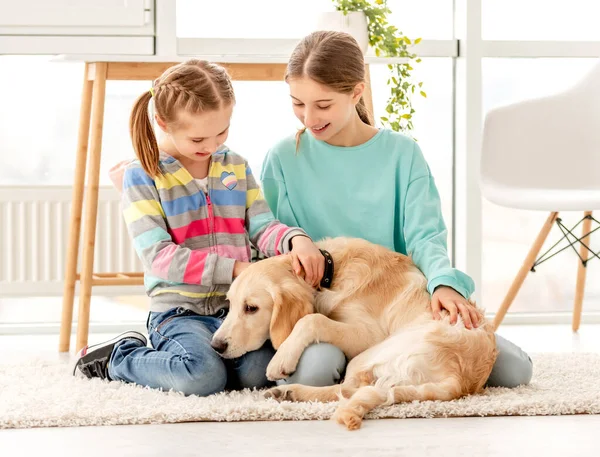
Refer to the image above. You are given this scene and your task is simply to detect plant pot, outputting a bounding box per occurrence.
[314,11,369,54]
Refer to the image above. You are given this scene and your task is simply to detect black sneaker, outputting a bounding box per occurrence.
[72,331,147,380]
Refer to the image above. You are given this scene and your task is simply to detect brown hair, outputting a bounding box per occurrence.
[285,31,373,149]
[129,59,235,177]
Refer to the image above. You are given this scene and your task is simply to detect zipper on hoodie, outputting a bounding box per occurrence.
[206,193,216,248]
[205,168,217,310]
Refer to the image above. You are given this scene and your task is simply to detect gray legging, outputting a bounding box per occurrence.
[277,333,532,389]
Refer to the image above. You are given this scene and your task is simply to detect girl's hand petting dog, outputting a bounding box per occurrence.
[290,236,324,288]
[431,286,480,330]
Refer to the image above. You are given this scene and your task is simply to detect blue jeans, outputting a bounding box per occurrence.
[108,307,275,396]
[277,334,533,389]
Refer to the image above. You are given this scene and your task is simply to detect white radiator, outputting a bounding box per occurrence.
[0,186,143,297]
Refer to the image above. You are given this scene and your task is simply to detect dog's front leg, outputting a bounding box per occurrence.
[266,322,311,381]
[266,314,371,381]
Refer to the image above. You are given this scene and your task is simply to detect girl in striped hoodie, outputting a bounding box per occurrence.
[72,59,325,396]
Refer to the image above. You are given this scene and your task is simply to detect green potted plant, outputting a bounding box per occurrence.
[324,0,425,134]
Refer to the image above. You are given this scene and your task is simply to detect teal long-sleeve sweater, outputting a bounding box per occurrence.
[260,128,475,298]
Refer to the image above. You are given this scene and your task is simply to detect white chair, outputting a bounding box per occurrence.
[480,61,600,332]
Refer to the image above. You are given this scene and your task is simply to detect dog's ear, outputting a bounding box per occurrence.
[269,280,314,349]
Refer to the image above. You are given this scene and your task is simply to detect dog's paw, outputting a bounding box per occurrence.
[332,407,364,431]
[264,385,297,402]
[266,350,300,381]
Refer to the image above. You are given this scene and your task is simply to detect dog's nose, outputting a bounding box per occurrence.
[211,339,228,354]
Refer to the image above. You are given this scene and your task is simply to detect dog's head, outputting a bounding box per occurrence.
[211,255,314,359]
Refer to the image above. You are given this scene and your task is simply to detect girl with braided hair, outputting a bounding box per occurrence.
[72,59,325,396]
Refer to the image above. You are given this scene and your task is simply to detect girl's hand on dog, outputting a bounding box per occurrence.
[290,236,324,287]
[431,286,479,330]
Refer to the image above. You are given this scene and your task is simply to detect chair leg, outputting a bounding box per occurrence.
[75,63,108,352]
[59,64,93,353]
[572,211,593,333]
[493,211,559,331]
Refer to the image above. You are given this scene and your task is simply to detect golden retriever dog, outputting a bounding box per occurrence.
[211,237,497,430]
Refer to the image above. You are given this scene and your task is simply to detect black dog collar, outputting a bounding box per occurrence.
[320,249,334,289]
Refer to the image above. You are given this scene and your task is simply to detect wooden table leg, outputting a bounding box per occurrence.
[75,63,108,352]
[59,63,94,353]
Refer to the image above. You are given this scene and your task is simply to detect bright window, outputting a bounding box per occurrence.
[481,58,600,313]
[483,0,600,40]
[176,0,453,39]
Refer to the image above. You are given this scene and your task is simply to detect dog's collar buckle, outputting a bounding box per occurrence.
[319,249,334,289]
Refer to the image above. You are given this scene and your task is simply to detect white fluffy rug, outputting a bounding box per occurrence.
[1,353,599,429]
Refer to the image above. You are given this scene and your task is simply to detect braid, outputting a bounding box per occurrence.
[155,82,197,100]
[130,59,236,176]
[147,59,235,128]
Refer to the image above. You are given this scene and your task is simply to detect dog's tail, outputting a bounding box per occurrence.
[332,378,463,430]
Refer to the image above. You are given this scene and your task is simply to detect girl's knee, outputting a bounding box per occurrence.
[172,353,228,396]
[517,356,534,386]
[512,352,533,386]
[280,343,346,387]
[235,343,276,390]
[489,355,532,388]
[487,335,533,388]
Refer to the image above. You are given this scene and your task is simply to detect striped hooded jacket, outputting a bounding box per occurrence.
[121,147,307,315]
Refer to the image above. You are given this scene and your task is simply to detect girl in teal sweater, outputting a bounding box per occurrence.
[261,31,532,389]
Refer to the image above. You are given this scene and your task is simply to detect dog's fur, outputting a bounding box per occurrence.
[212,237,497,430]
